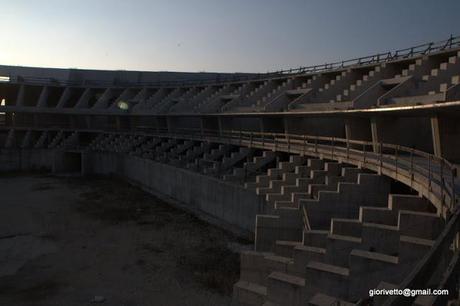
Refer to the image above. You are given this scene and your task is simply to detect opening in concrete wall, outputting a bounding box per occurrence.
[23,85,43,107]
[61,152,82,174]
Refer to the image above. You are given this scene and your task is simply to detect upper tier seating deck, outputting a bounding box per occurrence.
[1,35,459,116]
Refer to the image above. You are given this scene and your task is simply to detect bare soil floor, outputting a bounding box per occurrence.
[0,173,250,306]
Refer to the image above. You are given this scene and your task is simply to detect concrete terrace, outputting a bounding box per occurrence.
[0,35,460,305]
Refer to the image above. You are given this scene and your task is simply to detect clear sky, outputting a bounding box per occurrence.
[0,0,459,73]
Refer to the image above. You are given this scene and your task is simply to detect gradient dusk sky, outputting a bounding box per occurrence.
[0,0,459,73]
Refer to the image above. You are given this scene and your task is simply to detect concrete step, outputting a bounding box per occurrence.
[240,250,273,285]
[388,194,434,213]
[233,280,267,306]
[274,240,302,258]
[308,293,354,306]
[361,222,399,256]
[303,230,328,248]
[359,206,398,226]
[267,272,306,306]
[255,210,303,252]
[325,234,362,267]
[292,245,326,276]
[330,218,362,238]
[305,261,350,300]
[349,249,399,301]
[398,210,443,240]
[398,235,434,263]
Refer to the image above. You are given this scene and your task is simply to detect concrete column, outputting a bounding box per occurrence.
[431,115,460,162]
[155,117,160,133]
[36,86,49,108]
[370,117,379,153]
[166,116,172,133]
[218,117,223,136]
[21,130,31,148]
[56,87,71,108]
[10,112,16,127]
[431,116,442,157]
[199,117,204,136]
[283,117,289,136]
[16,85,25,107]
[85,116,91,130]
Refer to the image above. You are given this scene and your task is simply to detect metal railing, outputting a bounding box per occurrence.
[4,34,460,88]
[125,127,460,305]
[5,124,460,302]
[126,127,457,216]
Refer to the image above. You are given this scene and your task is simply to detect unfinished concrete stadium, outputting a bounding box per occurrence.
[1,35,460,305]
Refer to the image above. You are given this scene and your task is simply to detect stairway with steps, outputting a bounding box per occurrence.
[130,137,163,158]
[56,131,79,149]
[182,142,213,170]
[203,147,255,176]
[223,150,278,183]
[264,80,311,112]
[139,88,168,110]
[233,191,445,305]
[202,83,245,113]
[226,80,278,112]
[150,88,185,113]
[195,84,234,112]
[334,64,394,103]
[245,155,306,191]
[170,86,218,113]
[264,161,343,211]
[380,51,460,106]
[220,82,255,112]
[255,78,294,108]
[254,167,373,254]
[308,70,358,104]
[157,140,195,166]
[192,144,234,173]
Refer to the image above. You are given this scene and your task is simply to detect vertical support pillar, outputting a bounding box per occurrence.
[200,117,205,137]
[217,117,223,136]
[283,117,289,136]
[431,115,442,157]
[344,119,352,141]
[37,86,49,108]
[370,117,379,153]
[155,117,160,133]
[259,117,265,134]
[85,115,91,130]
[166,116,172,134]
[16,85,25,107]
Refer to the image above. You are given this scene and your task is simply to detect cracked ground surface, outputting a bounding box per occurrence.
[0,173,250,306]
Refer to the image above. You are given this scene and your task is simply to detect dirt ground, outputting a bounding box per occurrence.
[0,173,250,306]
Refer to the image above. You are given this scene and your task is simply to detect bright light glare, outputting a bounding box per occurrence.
[117,100,129,110]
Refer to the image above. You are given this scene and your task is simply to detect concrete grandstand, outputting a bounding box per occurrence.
[1,35,460,305]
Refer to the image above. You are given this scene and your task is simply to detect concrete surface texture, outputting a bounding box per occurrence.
[0,174,249,306]
[0,36,459,305]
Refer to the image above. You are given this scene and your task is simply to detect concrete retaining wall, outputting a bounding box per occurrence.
[84,152,264,238]
[0,149,263,239]
[0,149,54,172]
